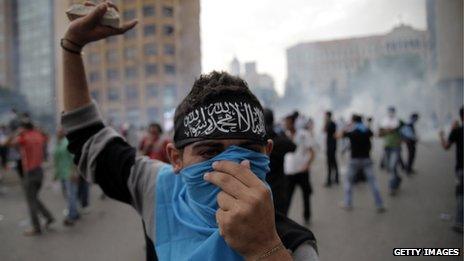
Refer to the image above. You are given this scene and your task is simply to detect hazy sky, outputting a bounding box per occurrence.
[200,0,426,95]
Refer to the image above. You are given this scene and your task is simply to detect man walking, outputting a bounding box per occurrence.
[338,115,385,212]
[324,111,338,187]
[379,107,403,195]
[7,120,55,235]
[284,114,316,224]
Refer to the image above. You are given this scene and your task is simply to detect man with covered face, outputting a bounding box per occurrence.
[60,1,317,260]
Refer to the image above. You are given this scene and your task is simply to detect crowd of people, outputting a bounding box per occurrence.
[0,2,462,260]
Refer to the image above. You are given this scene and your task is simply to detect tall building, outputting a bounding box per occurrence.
[16,0,56,118]
[61,0,201,128]
[426,0,463,121]
[0,0,18,90]
[285,24,428,100]
[242,62,277,108]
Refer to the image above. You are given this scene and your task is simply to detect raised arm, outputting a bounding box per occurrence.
[62,1,137,112]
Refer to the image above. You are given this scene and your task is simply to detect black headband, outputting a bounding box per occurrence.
[174,97,267,148]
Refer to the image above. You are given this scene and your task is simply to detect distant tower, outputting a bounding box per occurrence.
[229,56,240,76]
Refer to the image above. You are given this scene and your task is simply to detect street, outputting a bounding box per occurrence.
[0,140,462,261]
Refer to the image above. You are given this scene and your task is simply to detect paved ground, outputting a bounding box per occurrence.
[0,141,462,261]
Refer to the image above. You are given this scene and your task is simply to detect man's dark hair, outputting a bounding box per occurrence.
[352,114,363,123]
[21,119,34,130]
[174,71,262,147]
[149,122,163,134]
[326,111,332,118]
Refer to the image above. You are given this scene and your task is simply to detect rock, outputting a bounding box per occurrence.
[66,4,120,28]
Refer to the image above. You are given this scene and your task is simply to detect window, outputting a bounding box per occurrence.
[124,28,136,39]
[108,88,120,101]
[143,5,155,17]
[124,47,136,60]
[107,109,121,126]
[145,63,158,76]
[144,24,156,36]
[163,25,174,36]
[144,43,157,56]
[126,85,139,100]
[146,83,158,97]
[164,44,175,55]
[164,64,176,75]
[106,50,118,63]
[127,107,140,126]
[89,71,100,82]
[147,107,159,122]
[107,69,119,80]
[90,90,100,102]
[162,6,173,17]
[125,67,138,79]
[163,85,176,106]
[123,9,136,20]
[88,53,101,64]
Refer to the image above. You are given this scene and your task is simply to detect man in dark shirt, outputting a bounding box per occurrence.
[401,113,419,174]
[323,111,339,187]
[264,109,296,214]
[439,107,463,233]
[338,115,385,212]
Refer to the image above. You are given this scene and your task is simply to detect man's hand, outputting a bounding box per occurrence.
[204,160,290,260]
[64,1,137,46]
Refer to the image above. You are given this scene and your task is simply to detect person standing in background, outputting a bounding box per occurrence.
[338,115,385,212]
[401,113,419,174]
[6,120,55,236]
[439,107,463,233]
[264,109,296,214]
[54,129,80,226]
[139,122,169,163]
[323,111,338,187]
[379,106,403,195]
[284,113,316,225]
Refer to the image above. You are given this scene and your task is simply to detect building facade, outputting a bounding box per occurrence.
[63,0,201,128]
[426,0,463,122]
[16,0,56,118]
[285,24,428,100]
[0,0,17,90]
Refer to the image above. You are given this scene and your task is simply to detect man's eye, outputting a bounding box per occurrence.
[200,149,221,158]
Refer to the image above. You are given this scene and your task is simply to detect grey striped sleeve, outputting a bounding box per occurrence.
[127,157,166,241]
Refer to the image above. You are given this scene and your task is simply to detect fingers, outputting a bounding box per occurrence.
[217,191,236,211]
[204,171,247,199]
[83,1,96,7]
[117,20,138,34]
[103,0,120,12]
[215,209,227,236]
[212,160,262,188]
[82,3,108,27]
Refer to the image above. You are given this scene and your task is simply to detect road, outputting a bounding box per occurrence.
[0,141,462,261]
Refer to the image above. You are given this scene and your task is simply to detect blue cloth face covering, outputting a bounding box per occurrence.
[155,145,270,261]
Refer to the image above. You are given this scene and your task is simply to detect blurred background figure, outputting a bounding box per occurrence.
[6,119,55,236]
[323,111,339,187]
[54,128,79,226]
[0,125,8,171]
[264,108,296,214]
[138,122,169,163]
[284,112,316,225]
[379,106,403,195]
[401,113,420,174]
[338,114,385,212]
[439,107,463,233]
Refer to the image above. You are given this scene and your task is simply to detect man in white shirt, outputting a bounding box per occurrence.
[284,113,316,225]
